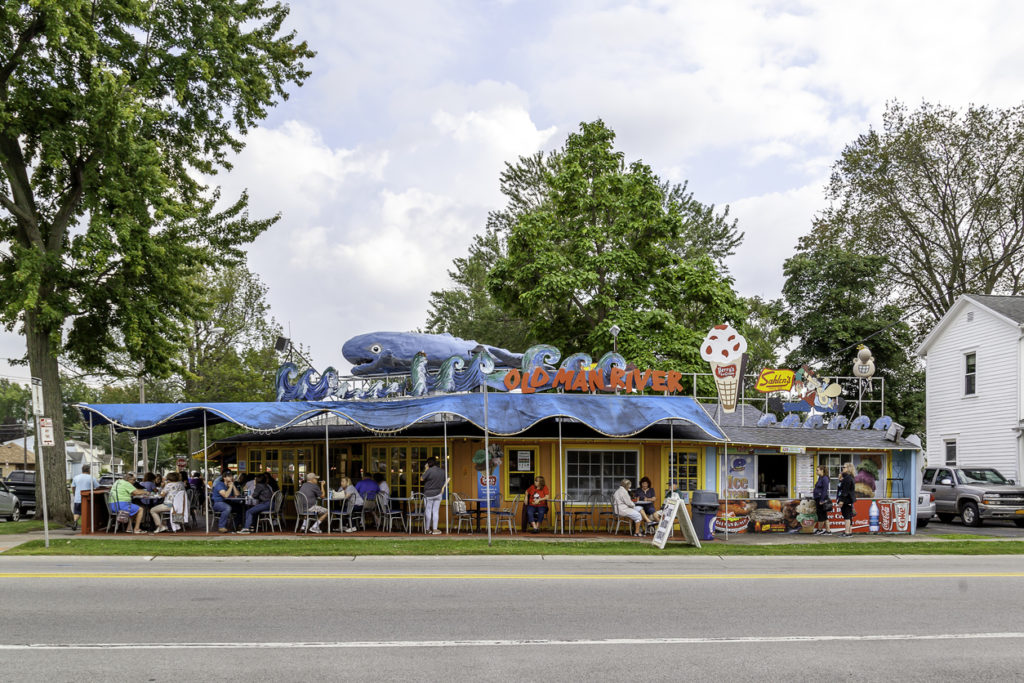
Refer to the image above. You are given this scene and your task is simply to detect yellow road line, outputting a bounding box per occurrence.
[0,571,1023,580]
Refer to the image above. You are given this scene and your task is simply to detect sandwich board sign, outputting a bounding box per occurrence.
[651,497,701,549]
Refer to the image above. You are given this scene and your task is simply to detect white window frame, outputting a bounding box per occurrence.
[963,351,977,397]
[944,439,957,466]
[565,449,639,500]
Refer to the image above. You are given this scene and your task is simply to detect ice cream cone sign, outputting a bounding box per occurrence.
[700,324,748,413]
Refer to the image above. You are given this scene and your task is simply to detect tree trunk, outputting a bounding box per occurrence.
[25,310,72,525]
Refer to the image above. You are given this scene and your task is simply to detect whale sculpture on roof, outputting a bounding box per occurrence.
[342,331,524,376]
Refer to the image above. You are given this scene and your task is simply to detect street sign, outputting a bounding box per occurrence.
[30,378,44,416]
[176,456,188,470]
[39,417,55,447]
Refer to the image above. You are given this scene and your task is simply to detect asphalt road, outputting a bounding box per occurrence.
[0,554,1021,681]
[919,518,1024,537]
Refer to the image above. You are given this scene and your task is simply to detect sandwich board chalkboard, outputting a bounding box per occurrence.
[651,497,701,549]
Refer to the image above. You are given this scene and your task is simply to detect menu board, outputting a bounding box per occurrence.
[795,454,814,496]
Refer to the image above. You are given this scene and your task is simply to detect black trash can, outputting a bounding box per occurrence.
[690,490,720,541]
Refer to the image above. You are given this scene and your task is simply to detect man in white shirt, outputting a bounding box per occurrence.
[70,464,100,531]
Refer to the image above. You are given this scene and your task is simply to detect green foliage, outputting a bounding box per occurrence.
[780,244,924,433]
[739,296,784,375]
[814,101,1024,330]
[485,120,744,375]
[0,377,30,424]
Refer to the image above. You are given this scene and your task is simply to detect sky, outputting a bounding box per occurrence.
[4,0,1024,383]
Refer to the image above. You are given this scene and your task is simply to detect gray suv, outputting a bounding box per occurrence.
[923,467,1024,527]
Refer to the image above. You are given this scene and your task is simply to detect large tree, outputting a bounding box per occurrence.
[0,3,312,522]
[813,101,1024,329]
[486,120,743,374]
[780,244,925,434]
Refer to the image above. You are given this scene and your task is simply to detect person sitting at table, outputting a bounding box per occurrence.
[238,474,274,534]
[374,472,390,497]
[211,470,240,533]
[153,473,164,490]
[148,471,185,533]
[297,472,328,533]
[109,472,149,534]
[355,473,380,527]
[524,475,550,534]
[189,471,204,489]
[633,476,662,526]
[265,471,280,492]
[612,478,651,537]
[140,472,158,493]
[334,477,363,533]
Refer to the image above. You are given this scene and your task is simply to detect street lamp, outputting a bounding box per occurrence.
[609,325,620,354]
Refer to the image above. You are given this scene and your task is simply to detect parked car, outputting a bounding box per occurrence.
[0,480,22,521]
[97,473,125,488]
[922,466,1024,527]
[917,490,935,528]
[4,470,35,516]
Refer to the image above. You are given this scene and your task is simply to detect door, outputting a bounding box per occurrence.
[0,482,12,516]
[930,467,957,513]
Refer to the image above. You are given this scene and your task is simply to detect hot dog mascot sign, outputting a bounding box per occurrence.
[700,324,748,413]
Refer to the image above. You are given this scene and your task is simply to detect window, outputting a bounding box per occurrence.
[922,468,936,485]
[665,450,701,494]
[505,447,538,496]
[566,449,638,499]
[964,353,976,395]
[944,440,957,466]
[819,453,853,497]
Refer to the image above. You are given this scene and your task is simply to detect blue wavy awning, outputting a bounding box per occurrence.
[76,393,725,441]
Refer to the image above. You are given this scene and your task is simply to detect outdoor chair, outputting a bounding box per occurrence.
[406,492,425,534]
[451,492,475,534]
[104,492,131,534]
[376,493,406,532]
[597,494,617,531]
[608,500,640,536]
[256,490,284,533]
[567,494,596,533]
[186,488,202,528]
[492,495,521,535]
[159,490,188,532]
[329,494,362,532]
[293,491,320,534]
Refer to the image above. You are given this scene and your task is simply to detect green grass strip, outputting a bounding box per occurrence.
[0,520,60,535]
[6,538,1024,556]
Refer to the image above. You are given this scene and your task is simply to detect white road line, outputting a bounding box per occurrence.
[2,632,1023,650]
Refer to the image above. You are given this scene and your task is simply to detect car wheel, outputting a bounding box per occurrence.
[960,502,982,527]
[937,513,955,523]
[9,506,21,522]
[916,518,929,528]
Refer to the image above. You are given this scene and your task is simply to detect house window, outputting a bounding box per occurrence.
[819,453,853,498]
[964,353,977,395]
[566,449,638,500]
[666,450,701,494]
[945,440,957,466]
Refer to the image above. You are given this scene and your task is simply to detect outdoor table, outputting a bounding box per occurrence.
[461,497,501,532]
[137,495,163,531]
[223,496,249,530]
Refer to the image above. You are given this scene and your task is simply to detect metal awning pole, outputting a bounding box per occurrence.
[558,419,563,534]
[88,413,94,535]
[444,415,449,534]
[203,412,209,534]
[324,419,330,534]
[484,381,491,547]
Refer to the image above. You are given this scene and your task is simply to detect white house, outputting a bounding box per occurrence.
[916,294,1024,482]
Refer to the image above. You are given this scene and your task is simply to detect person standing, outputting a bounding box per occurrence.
[524,475,550,534]
[812,466,833,535]
[420,457,446,535]
[837,462,857,537]
[70,464,99,531]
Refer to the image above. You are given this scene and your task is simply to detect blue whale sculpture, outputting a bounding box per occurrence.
[342,332,524,376]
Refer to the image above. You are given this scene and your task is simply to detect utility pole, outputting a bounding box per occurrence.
[22,402,28,469]
[139,375,147,473]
